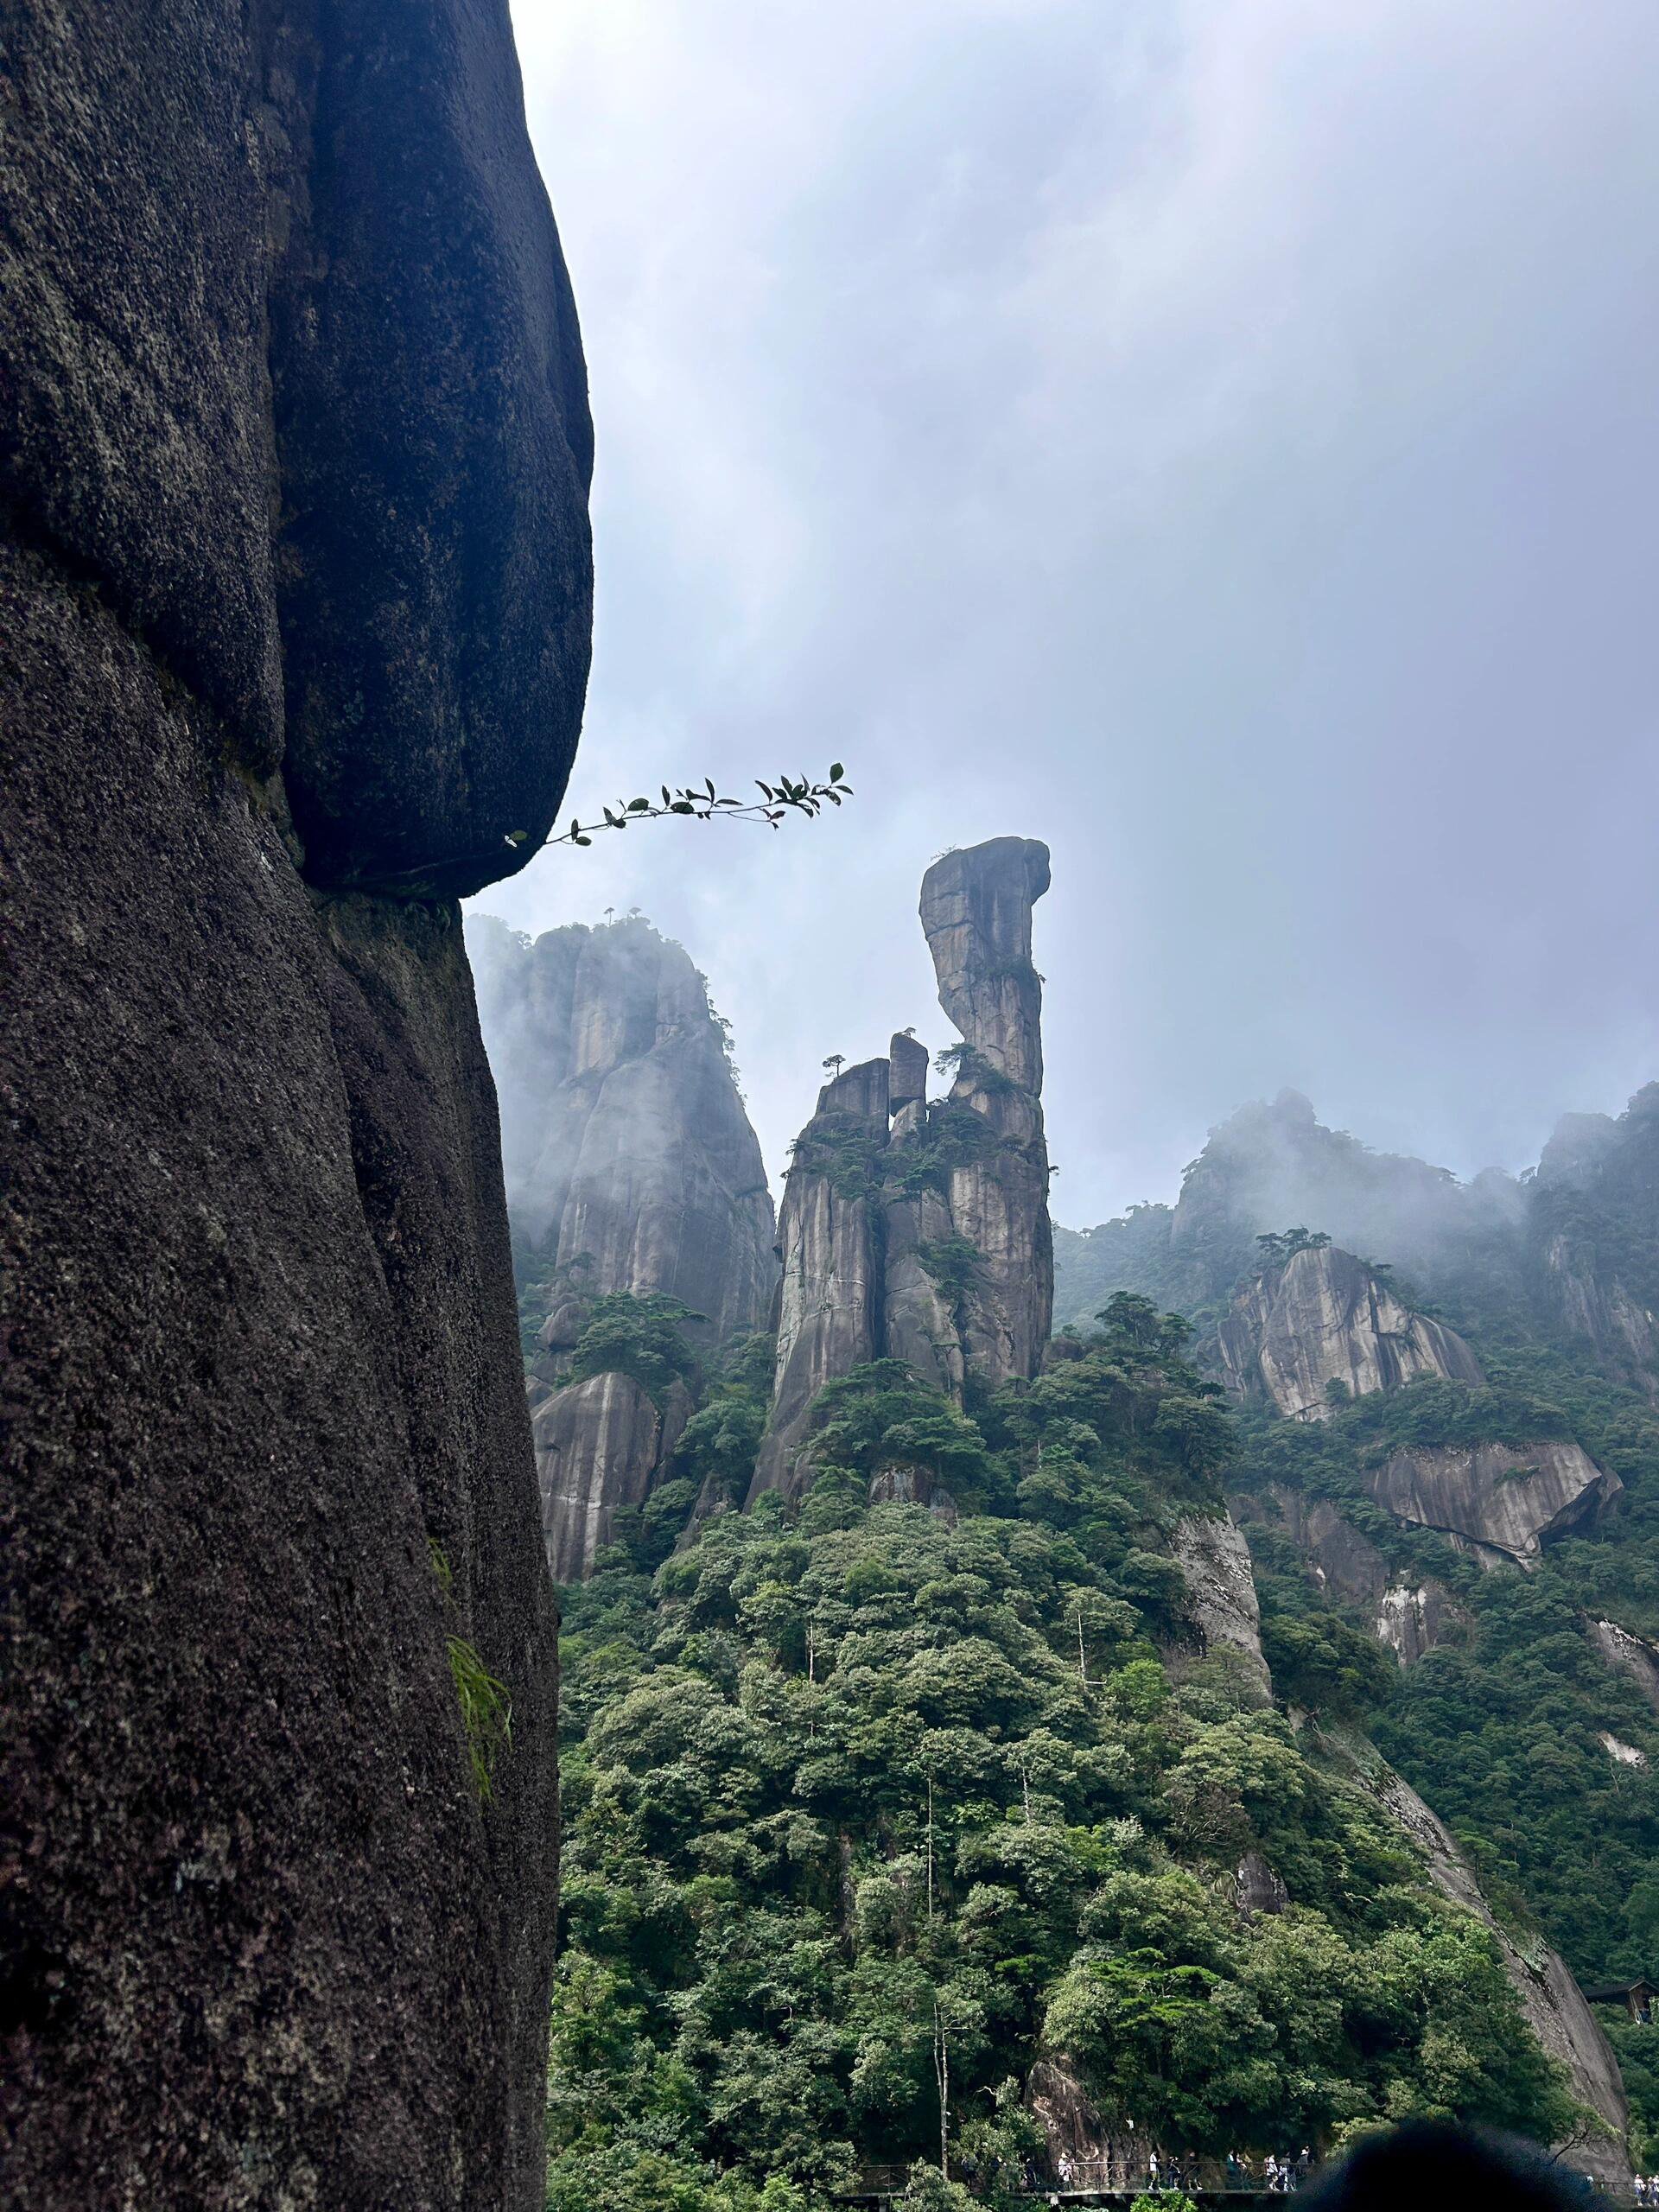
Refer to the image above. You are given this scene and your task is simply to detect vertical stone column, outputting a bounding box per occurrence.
[919,838,1054,1389]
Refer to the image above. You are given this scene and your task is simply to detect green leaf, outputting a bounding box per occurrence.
[830,762,844,782]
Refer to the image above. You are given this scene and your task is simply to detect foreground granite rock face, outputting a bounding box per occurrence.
[0,7,587,2204]
[1216,1243,1482,1420]
[272,1,593,897]
[751,839,1052,1501]
[471,917,777,1576]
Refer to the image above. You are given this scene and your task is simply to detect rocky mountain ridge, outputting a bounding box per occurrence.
[1211,1239,1619,1578]
[1056,1082,1659,1401]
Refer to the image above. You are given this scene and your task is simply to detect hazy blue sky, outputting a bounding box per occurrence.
[474,0,1659,1222]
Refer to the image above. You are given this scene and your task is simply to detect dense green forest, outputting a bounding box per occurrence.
[1050,1141,1659,2174]
[544,1299,1587,2208]
[1226,1314,1659,2167]
[1232,1373,1659,1976]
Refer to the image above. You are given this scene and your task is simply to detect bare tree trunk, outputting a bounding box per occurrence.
[926,1774,935,1923]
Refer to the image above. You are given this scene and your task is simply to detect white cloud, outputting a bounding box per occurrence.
[482,0,1659,1215]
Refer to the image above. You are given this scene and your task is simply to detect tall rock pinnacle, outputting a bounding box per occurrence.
[919,836,1051,1093]
[919,837,1053,1382]
[750,837,1052,1501]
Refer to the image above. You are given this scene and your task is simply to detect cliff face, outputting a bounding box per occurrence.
[1,10,585,2205]
[1216,1243,1483,1421]
[1356,1755,1631,2190]
[1166,1513,1274,1701]
[1590,1619,1659,1717]
[471,916,777,1337]
[1369,1440,1622,1567]
[531,1371,695,1584]
[760,1059,891,1502]
[1530,1089,1659,1393]
[1234,1490,1466,1667]
[1057,1083,1659,1412]
[751,837,1052,1501]
[471,917,777,1577]
[1217,1245,1618,1572]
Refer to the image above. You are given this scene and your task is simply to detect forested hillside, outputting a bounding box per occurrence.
[1053,1091,1659,2171]
[546,1300,1586,2208]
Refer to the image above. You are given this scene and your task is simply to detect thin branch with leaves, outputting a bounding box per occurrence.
[505,765,853,853]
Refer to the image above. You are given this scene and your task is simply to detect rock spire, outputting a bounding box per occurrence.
[750,836,1052,1502]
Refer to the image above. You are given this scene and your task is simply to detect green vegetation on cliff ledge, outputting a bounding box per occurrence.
[547,1305,1578,2208]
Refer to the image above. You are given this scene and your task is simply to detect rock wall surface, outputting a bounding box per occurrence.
[1167,1513,1274,1701]
[1215,1243,1483,1421]
[1590,1619,1659,1717]
[1530,1090,1659,1395]
[1,8,587,2205]
[1368,1440,1620,1567]
[1263,1490,1391,1607]
[531,1372,694,1584]
[1232,1489,1465,1666]
[471,918,778,1577]
[470,915,777,1338]
[1357,1756,1631,2191]
[750,839,1051,1502]
[757,1062,890,1502]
